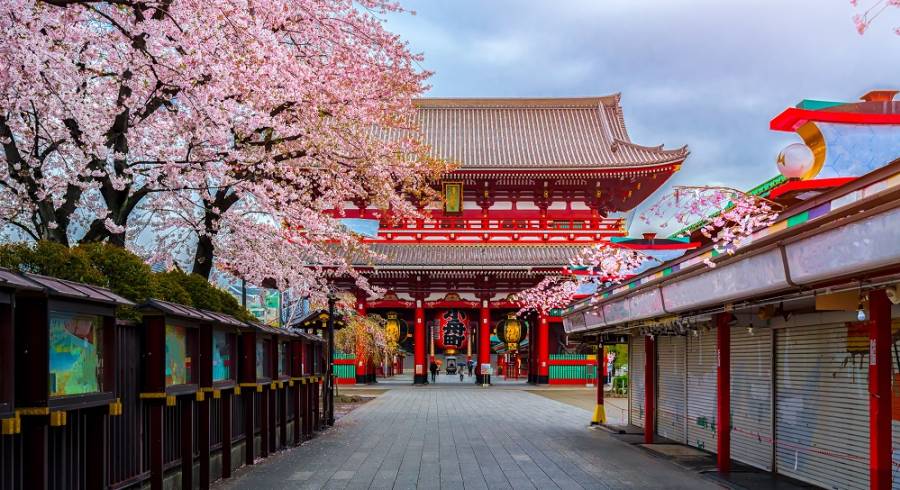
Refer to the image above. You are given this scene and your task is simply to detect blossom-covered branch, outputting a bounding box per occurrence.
[1,0,449,301]
[850,0,900,35]
[640,186,780,267]
[517,243,645,313]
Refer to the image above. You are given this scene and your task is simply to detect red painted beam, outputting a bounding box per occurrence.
[366,300,414,309]
[770,107,900,131]
[547,359,597,366]
[767,177,856,200]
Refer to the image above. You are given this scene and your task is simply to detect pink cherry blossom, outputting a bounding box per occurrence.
[1,0,447,302]
[517,243,644,313]
[642,185,780,263]
[849,1,900,35]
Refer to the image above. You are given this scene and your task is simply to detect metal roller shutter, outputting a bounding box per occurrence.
[656,335,687,443]
[775,323,869,490]
[893,327,900,490]
[630,335,645,428]
[686,327,717,453]
[730,326,773,471]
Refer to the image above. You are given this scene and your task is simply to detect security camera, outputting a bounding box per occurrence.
[887,285,900,305]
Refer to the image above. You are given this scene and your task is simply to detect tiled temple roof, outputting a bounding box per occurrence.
[399,95,688,170]
[358,244,581,268]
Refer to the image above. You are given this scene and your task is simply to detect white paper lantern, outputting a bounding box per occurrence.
[776,143,815,179]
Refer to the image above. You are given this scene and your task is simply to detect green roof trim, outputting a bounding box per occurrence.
[796,99,845,110]
[786,211,809,228]
[747,174,787,198]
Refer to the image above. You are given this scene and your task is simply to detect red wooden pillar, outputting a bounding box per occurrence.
[355,296,368,384]
[478,301,491,384]
[259,388,269,457]
[85,407,108,490]
[181,398,194,490]
[313,380,320,430]
[591,341,605,425]
[414,301,427,384]
[279,384,287,449]
[528,313,535,383]
[21,416,48,490]
[300,382,310,439]
[243,392,255,466]
[221,391,233,479]
[644,334,655,444]
[240,333,256,467]
[148,401,164,490]
[292,381,301,445]
[716,313,731,473]
[870,289,891,490]
[537,312,550,384]
[198,394,210,489]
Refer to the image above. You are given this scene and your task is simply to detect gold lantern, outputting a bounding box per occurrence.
[497,313,526,351]
[384,311,406,344]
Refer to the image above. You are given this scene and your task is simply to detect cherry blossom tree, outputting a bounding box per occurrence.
[1,0,446,298]
[519,186,780,312]
[640,186,780,267]
[850,0,900,35]
[517,243,644,313]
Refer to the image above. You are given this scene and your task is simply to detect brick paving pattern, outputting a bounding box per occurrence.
[215,386,719,489]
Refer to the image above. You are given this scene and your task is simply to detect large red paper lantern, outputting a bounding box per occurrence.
[436,309,469,355]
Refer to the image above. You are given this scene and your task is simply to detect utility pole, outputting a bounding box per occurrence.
[325,293,336,426]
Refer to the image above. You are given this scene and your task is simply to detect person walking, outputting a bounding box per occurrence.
[459,367,465,382]
[467,359,474,377]
[429,360,438,383]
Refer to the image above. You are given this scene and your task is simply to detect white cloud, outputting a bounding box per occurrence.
[385,0,899,195]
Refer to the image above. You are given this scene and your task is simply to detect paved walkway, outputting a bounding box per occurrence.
[215,386,719,489]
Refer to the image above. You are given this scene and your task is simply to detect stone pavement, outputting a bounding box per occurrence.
[214,385,720,490]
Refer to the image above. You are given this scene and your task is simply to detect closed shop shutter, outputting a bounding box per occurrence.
[687,327,717,452]
[775,323,869,490]
[630,335,645,428]
[730,326,773,471]
[893,326,900,490]
[656,335,686,443]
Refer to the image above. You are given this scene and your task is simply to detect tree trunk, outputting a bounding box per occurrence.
[192,233,215,280]
[190,189,240,280]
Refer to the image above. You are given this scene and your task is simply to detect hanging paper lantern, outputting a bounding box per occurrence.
[436,309,469,355]
[384,311,408,344]
[497,313,528,351]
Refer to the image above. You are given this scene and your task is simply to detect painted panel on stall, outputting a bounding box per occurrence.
[49,311,103,396]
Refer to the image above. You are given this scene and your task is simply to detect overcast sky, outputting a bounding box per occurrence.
[384,1,898,226]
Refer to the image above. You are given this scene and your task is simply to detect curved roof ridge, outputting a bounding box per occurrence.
[415,94,621,109]
[613,138,688,155]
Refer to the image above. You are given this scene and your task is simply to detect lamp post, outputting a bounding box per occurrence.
[325,293,336,426]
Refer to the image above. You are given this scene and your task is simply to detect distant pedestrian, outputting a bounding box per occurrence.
[429,361,438,383]
[467,360,474,377]
[459,368,465,382]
